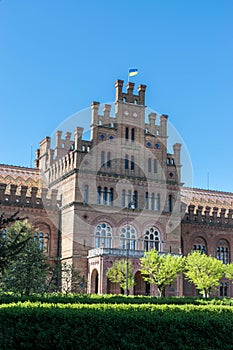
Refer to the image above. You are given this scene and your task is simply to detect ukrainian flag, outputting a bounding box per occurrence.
[128,68,139,77]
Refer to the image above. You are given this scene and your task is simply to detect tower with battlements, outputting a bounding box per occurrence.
[35,79,183,295]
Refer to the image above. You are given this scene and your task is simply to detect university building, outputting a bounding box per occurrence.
[1,79,233,297]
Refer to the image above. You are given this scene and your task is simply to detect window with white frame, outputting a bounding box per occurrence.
[95,222,112,248]
[120,224,137,250]
[216,239,230,264]
[144,227,161,252]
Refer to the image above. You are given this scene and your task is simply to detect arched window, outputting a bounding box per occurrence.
[84,185,88,204]
[101,151,105,166]
[95,222,112,248]
[167,157,171,165]
[125,127,129,140]
[131,155,135,170]
[122,190,126,208]
[107,152,111,168]
[148,158,152,173]
[220,282,229,297]
[125,154,129,169]
[144,227,161,252]
[216,239,229,264]
[193,237,207,254]
[131,128,135,142]
[120,224,137,250]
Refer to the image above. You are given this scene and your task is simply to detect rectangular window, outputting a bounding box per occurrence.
[154,159,157,173]
[125,127,129,140]
[155,193,160,210]
[84,185,88,204]
[148,158,152,173]
[107,152,111,168]
[133,191,138,209]
[145,192,149,209]
[151,193,155,210]
[131,155,135,170]
[109,188,113,205]
[122,190,126,207]
[103,187,108,205]
[131,128,135,141]
[101,151,105,166]
[125,155,129,169]
[97,186,101,204]
[168,194,172,212]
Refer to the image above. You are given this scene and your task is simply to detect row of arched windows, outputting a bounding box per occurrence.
[97,186,114,205]
[193,238,230,264]
[83,185,173,212]
[94,222,162,252]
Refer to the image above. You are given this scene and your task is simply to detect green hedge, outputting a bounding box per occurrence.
[1,292,233,305]
[1,302,233,349]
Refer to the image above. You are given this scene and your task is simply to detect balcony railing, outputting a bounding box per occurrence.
[87,247,182,259]
[87,247,145,259]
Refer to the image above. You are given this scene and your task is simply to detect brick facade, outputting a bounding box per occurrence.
[1,79,233,297]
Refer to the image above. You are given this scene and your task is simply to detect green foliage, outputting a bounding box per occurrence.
[2,293,233,305]
[0,222,48,295]
[0,219,31,275]
[140,249,185,297]
[106,259,135,293]
[184,251,225,298]
[1,302,233,349]
[225,263,233,280]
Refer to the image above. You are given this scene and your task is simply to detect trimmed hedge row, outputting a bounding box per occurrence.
[1,302,233,349]
[1,292,233,305]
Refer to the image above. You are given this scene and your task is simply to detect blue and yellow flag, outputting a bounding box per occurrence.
[128,68,139,77]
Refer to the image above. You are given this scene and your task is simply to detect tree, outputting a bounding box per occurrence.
[0,221,48,295]
[140,249,185,297]
[224,263,233,280]
[106,259,135,294]
[60,261,87,295]
[0,213,30,275]
[184,251,225,298]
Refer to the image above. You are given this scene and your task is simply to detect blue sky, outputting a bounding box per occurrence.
[1,0,233,192]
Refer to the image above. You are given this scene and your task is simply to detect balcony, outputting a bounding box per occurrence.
[87,247,145,259]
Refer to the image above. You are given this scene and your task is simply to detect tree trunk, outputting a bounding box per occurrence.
[158,286,166,297]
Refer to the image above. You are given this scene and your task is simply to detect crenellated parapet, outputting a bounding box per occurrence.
[115,80,146,105]
[182,204,233,227]
[0,183,59,210]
